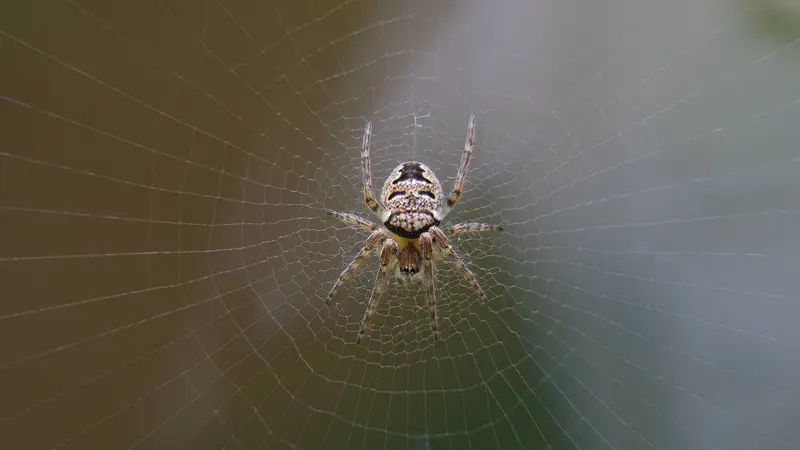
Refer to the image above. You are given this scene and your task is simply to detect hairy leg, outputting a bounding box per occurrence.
[429,225,488,302]
[357,239,398,344]
[327,210,378,232]
[445,113,476,212]
[326,229,385,304]
[360,121,382,214]
[420,232,439,339]
[445,222,503,236]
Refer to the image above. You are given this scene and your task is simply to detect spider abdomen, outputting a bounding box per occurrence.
[380,161,444,239]
[385,211,439,238]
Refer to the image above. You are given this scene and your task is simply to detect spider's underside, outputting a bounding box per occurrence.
[327,114,503,344]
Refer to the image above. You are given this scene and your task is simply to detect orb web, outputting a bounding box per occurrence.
[1,0,800,449]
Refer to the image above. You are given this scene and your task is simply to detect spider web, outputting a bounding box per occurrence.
[2,0,800,449]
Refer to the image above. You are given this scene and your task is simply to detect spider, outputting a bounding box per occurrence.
[326,114,503,344]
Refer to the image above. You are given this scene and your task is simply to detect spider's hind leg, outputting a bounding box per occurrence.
[360,121,383,216]
[445,113,476,213]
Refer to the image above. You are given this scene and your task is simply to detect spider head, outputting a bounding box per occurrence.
[398,244,422,275]
[380,162,443,239]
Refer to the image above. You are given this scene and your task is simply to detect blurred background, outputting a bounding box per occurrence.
[2,0,800,449]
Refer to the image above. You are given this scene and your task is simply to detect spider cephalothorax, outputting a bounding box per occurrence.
[326,114,503,343]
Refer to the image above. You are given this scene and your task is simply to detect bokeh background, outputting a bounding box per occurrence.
[2,0,800,449]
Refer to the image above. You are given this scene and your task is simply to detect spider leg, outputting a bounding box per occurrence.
[420,232,439,340]
[326,210,378,232]
[445,113,476,213]
[357,239,397,344]
[327,229,385,304]
[429,225,488,303]
[360,121,383,215]
[445,222,504,236]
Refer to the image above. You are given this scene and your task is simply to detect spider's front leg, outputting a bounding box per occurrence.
[445,113,476,213]
[357,239,397,344]
[429,225,488,302]
[327,229,385,304]
[420,232,439,340]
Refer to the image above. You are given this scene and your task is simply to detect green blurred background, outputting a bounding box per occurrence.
[2,0,799,449]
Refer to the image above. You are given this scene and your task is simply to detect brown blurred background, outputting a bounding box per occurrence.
[2,0,800,449]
